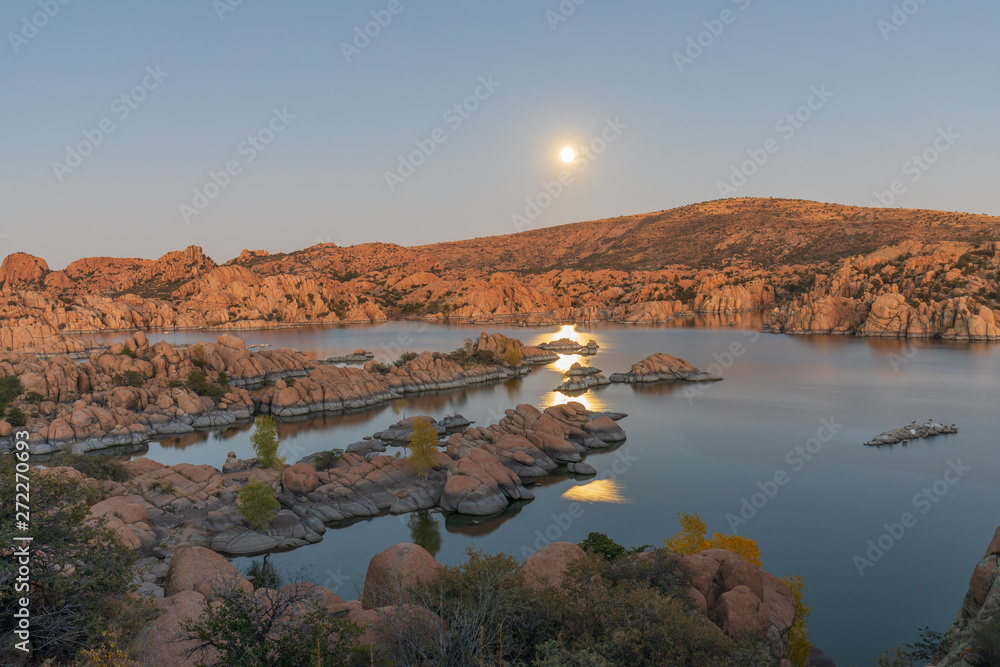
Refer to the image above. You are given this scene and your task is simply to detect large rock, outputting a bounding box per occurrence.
[281,462,320,495]
[141,590,213,667]
[716,585,769,635]
[361,543,442,609]
[163,545,250,601]
[609,353,722,383]
[522,542,585,591]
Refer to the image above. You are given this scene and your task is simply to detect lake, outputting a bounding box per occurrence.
[94,320,1000,665]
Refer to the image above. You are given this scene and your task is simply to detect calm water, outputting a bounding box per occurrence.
[92,321,999,665]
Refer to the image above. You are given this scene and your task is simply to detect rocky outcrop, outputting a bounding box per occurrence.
[609,353,723,383]
[864,420,958,446]
[537,337,598,354]
[0,333,534,455]
[934,526,1000,666]
[554,363,610,392]
[680,549,796,655]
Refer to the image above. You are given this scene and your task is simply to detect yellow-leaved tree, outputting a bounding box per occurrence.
[663,512,762,567]
[407,417,439,478]
[663,512,812,663]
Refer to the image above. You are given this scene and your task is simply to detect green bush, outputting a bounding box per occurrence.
[236,480,279,531]
[0,374,23,406]
[5,406,27,427]
[0,457,140,664]
[112,370,145,388]
[187,369,226,398]
[579,531,626,562]
[312,449,344,469]
[250,415,285,469]
[25,391,45,405]
[179,576,371,666]
[394,351,418,367]
[51,452,129,483]
[217,371,230,388]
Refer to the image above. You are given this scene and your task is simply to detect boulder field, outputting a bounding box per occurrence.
[0,331,552,455]
[136,540,800,666]
[66,401,624,564]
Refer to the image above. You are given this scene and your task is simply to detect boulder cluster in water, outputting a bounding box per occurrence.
[863,420,958,446]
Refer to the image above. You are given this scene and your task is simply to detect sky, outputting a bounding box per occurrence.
[1,0,998,269]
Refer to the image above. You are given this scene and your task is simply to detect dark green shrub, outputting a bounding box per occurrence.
[112,370,144,388]
[237,480,279,530]
[394,351,418,367]
[5,406,27,427]
[187,370,226,398]
[0,457,138,664]
[51,452,129,483]
[25,391,45,405]
[312,449,344,469]
[179,577,371,666]
[0,375,23,406]
[579,531,626,562]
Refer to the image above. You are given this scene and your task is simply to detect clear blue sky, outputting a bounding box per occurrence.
[2,0,997,268]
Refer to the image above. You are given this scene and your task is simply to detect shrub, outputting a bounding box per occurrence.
[377,547,541,665]
[25,391,45,405]
[579,531,626,562]
[250,415,285,469]
[906,626,948,663]
[0,374,23,406]
[502,345,523,366]
[112,370,144,388]
[187,370,226,398]
[51,452,128,483]
[394,351,418,367]
[0,457,141,664]
[406,417,439,478]
[5,406,27,427]
[369,362,390,374]
[237,480,279,531]
[179,575,370,666]
[312,448,344,469]
[119,347,137,358]
[782,575,813,665]
[217,371,230,388]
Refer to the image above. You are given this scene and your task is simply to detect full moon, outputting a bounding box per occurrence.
[560,147,576,162]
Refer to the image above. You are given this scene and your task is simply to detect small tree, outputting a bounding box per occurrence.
[250,415,285,469]
[503,346,523,367]
[663,512,762,567]
[237,480,279,531]
[406,418,439,478]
